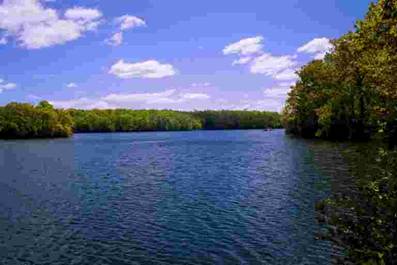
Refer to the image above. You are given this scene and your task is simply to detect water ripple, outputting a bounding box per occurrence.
[0,130,335,264]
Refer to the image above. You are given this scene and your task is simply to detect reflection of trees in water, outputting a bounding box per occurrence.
[310,140,397,264]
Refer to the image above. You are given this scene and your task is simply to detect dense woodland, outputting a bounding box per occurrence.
[0,102,281,138]
[0,101,73,138]
[194,110,281,130]
[283,0,397,146]
[70,109,203,132]
[283,0,397,264]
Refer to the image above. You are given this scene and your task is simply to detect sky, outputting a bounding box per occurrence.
[0,0,373,112]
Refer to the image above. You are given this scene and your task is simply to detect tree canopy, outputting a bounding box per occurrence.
[283,0,397,145]
[0,102,281,139]
[283,1,397,263]
[0,101,73,139]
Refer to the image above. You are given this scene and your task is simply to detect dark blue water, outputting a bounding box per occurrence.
[0,130,334,264]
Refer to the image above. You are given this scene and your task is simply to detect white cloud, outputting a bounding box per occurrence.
[250,53,297,77]
[0,78,16,93]
[223,36,263,56]
[1,83,16,90]
[244,83,294,112]
[232,56,252,65]
[66,82,77,88]
[105,15,145,46]
[214,96,284,112]
[191,82,211,88]
[241,83,293,112]
[249,98,285,112]
[297,37,333,59]
[0,0,102,49]
[181,93,210,100]
[18,20,81,49]
[27,94,42,101]
[223,36,299,82]
[263,86,290,98]
[273,68,298,81]
[313,52,328,60]
[50,97,111,109]
[115,15,146,31]
[278,81,295,87]
[109,59,177,79]
[64,7,102,22]
[102,89,177,105]
[106,32,123,46]
[0,36,7,45]
[50,89,210,109]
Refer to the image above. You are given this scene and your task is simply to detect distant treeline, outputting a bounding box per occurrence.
[70,109,203,132]
[0,101,281,138]
[283,0,397,145]
[0,101,73,139]
[194,110,281,130]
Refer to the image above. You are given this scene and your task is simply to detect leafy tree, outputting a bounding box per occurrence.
[283,0,397,143]
[284,1,397,263]
[0,102,72,138]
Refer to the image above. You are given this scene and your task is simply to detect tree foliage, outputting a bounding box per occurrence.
[0,103,281,138]
[69,109,203,132]
[69,109,281,132]
[283,0,397,144]
[283,1,397,263]
[194,110,281,130]
[0,101,73,138]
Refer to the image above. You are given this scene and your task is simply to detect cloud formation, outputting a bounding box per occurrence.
[0,36,7,45]
[263,84,291,98]
[106,15,146,46]
[0,0,102,49]
[180,93,210,100]
[116,15,146,31]
[224,36,298,82]
[0,78,16,93]
[297,37,332,59]
[223,36,264,56]
[66,82,77,88]
[250,54,297,77]
[50,89,210,109]
[232,57,252,65]
[273,68,298,81]
[109,59,177,79]
[106,32,123,46]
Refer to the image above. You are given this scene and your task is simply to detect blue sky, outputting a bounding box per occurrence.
[0,0,372,111]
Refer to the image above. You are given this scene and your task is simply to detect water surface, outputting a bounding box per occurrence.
[0,130,335,264]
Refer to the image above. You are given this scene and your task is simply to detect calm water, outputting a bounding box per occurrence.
[0,130,337,264]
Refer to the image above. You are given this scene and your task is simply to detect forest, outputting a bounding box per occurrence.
[0,101,282,138]
[283,0,397,263]
[283,0,397,146]
[0,101,73,139]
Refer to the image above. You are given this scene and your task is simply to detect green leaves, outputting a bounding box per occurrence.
[69,109,281,133]
[284,0,397,143]
[0,102,73,138]
[284,0,397,263]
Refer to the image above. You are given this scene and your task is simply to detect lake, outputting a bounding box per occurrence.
[0,130,340,264]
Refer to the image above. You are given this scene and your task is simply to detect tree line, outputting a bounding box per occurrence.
[0,101,282,138]
[283,0,397,146]
[282,0,397,263]
[0,101,73,139]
